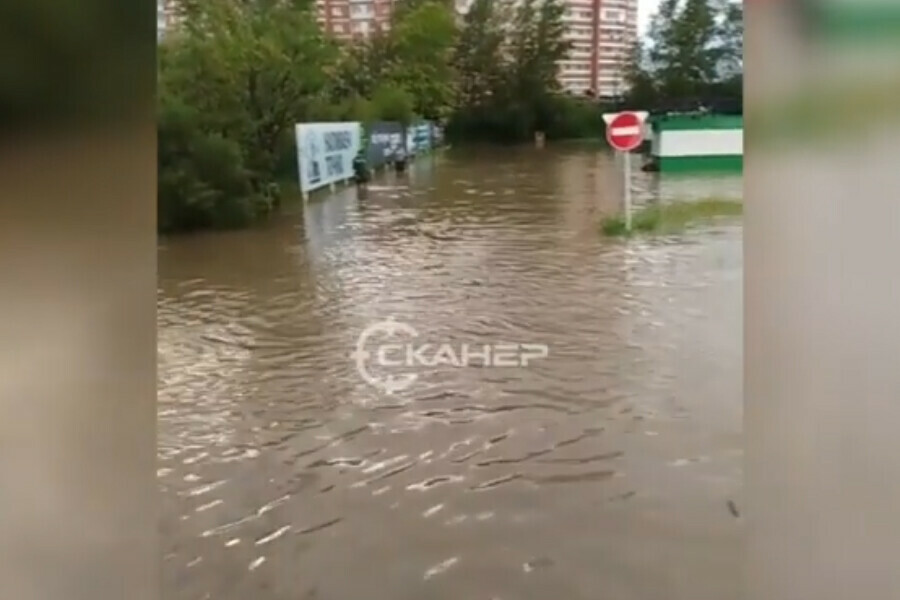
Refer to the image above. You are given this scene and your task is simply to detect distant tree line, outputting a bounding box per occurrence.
[447,0,604,142]
[158,0,742,233]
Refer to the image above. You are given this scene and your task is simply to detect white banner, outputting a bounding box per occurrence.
[295,122,362,193]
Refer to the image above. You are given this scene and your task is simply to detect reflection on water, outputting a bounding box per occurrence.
[159,146,742,600]
[649,173,743,204]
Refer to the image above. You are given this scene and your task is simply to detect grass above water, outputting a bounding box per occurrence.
[600,198,743,237]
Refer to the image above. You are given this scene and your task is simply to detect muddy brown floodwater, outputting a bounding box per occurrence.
[159,146,742,600]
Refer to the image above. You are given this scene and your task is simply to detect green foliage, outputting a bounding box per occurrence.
[392,0,454,22]
[327,2,458,123]
[651,0,719,98]
[623,0,743,111]
[716,0,743,77]
[331,39,386,101]
[622,41,659,108]
[453,0,507,108]
[545,96,605,140]
[162,0,338,182]
[512,0,570,98]
[448,0,577,142]
[158,97,259,233]
[384,1,458,120]
[370,84,416,125]
[162,0,725,233]
[159,0,466,233]
[600,198,743,237]
[159,0,342,232]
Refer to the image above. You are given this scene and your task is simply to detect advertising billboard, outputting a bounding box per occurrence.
[406,122,432,155]
[295,122,362,193]
[366,122,406,169]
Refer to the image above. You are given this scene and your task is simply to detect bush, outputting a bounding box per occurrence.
[542,95,605,140]
[447,94,605,143]
[446,104,536,143]
[272,128,301,185]
[311,94,375,123]
[370,84,415,125]
[158,99,259,234]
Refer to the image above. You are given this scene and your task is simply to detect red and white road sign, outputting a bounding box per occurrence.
[603,111,648,152]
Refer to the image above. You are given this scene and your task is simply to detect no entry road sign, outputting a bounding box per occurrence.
[603,111,647,152]
[602,110,648,232]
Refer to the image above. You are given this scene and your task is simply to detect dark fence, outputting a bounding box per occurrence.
[365,121,405,169]
[407,122,433,155]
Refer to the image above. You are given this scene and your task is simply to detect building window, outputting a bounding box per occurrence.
[351,3,373,17]
[331,6,341,15]
[334,23,345,32]
[601,8,624,22]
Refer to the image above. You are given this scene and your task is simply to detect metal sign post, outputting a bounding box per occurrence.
[603,111,648,233]
[623,150,632,231]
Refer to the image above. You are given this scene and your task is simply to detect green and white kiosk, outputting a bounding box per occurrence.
[647,114,743,174]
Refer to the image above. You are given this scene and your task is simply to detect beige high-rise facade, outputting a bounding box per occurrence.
[450,0,638,98]
[312,0,636,98]
[315,0,397,40]
[558,0,638,98]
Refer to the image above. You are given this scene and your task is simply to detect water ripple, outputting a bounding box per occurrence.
[159,148,742,600]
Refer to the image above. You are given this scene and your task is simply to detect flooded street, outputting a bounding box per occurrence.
[159,146,742,600]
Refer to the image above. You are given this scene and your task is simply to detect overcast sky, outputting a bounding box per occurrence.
[638,0,662,36]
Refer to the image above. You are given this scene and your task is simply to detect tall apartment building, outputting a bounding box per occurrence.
[558,0,637,98]
[314,0,635,98]
[315,0,396,40]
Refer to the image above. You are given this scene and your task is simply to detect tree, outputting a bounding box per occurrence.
[158,93,259,232]
[158,0,344,232]
[453,0,506,108]
[448,0,574,141]
[533,0,570,93]
[657,0,719,99]
[637,0,740,111]
[384,1,458,121]
[622,40,658,109]
[391,0,455,22]
[370,84,415,125]
[715,0,743,79]
[505,0,570,132]
[160,0,339,185]
[646,0,680,76]
[331,42,377,101]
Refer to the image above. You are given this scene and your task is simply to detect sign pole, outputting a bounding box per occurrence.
[603,110,647,234]
[623,150,632,232]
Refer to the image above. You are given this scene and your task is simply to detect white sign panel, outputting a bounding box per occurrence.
[295,122,361,193]
[658,129,743,157]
